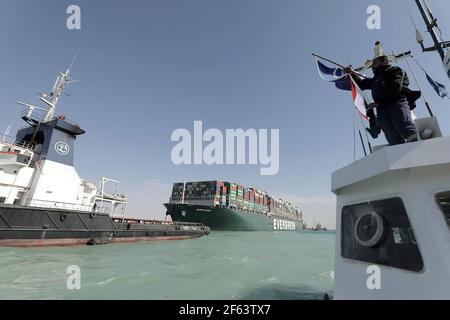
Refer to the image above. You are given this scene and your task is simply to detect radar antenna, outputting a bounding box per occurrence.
[19,49,81,122]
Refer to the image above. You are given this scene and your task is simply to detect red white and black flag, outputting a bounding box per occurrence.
[349,76,417,121]
[350,76,370,120]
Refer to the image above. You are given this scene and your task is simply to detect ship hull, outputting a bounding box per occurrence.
[0,204,209,247]
[165,203,303,231]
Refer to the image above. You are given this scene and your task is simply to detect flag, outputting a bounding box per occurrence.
[350,76,370,120]
[350,76,418,121]
[316,59,352,91]
[424,72,448,99]
[414,57,448,98]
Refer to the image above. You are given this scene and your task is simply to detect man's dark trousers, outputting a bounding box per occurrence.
[377,98,418,145]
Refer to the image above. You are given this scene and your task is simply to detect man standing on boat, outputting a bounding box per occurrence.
[346,42,420,145]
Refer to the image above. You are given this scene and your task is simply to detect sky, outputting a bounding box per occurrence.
[1,0,449,229]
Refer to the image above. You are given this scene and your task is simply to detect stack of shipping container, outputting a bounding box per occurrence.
[170,180,303,221]
[227,183,237,208]
[170,182,184,202]
[170,181,217,202]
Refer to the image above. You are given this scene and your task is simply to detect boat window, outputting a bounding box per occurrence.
[0,197,5,204]
[436,192,450,227]
[341,197,423,272]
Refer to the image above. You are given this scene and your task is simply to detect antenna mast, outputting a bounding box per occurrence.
[414,0,450,77]
[39,69,76,122]
[37,50,80,122]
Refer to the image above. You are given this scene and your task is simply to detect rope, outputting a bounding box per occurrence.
[352,107,356,161]
[348,63,372,156]
[2,106,20,141]
[403,0,420,32]
[402,54,434,116]
[356,108,372,154]
[413,55,428,72]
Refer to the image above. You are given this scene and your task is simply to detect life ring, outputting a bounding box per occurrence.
[90,212,96,219]
[60,214,67,222]
[354,211,385,248]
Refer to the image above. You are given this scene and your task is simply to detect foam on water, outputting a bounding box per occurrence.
[0,231,334,300]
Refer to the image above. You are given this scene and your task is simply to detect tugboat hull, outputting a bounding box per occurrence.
[0,204,209,247]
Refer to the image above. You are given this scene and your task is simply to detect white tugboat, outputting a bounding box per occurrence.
[332,119,450,299]
[332,0,450,300]
[0,65,209,247]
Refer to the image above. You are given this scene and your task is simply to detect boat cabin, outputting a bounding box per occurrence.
[332,117,450,299]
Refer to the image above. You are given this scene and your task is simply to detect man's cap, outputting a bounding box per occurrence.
[373,41,387,60]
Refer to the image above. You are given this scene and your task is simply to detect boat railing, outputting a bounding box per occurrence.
[54,115,82,128]
[109,216,205,227]
[172,221,207,227]
[21,108,48,123]
[21,109,81,129]
[22,198,93,212]
[95,193,127,204]
[0,134,32,150]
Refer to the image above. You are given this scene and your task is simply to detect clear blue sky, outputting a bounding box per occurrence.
[1,0,449,228]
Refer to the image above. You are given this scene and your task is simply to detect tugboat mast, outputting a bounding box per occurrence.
[39,68,76,122]
[19,50,80,123]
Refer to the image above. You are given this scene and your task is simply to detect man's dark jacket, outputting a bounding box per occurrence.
[355,65,421,110]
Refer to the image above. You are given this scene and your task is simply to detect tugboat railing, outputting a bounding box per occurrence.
[22,198,94,212]
[0,134,31,150]
[21,110,81,128]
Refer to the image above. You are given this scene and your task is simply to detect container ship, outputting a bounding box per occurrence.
[165,181,304,231]
[0,65,209,247]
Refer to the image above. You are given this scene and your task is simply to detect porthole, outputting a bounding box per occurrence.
[354,211,385,247]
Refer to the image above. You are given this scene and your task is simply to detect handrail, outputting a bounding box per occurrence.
[110,216,206,227]
[0,135,32,150]
[22,111,81,128]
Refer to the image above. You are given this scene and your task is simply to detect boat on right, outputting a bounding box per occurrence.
[332,0,450,300]
[332,120,450,299]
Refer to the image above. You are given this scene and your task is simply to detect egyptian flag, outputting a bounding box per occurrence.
[350,76,370,120]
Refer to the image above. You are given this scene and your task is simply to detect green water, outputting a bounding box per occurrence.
[0,231,335,300]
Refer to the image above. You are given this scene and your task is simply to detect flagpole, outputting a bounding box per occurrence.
[356,109,373,154]
[312,53,369,79]
[358,130,368,157]
[312,53,347,68]
[353,105,369,158]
